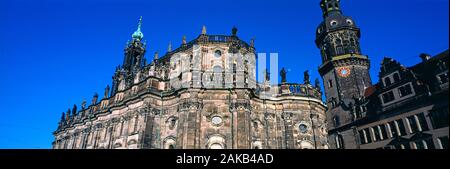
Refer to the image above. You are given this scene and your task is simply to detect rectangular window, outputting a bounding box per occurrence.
[382,91,395,103]
[396,119,407,136]
[407,116,419,133]
[364,128,372,143]
[430,108,449,129]
[328,79,333,88]
[373,127,381,141]
[389,121,397,137]
[380,125,388,140]
[398,84,413,97]
[417,113,429,131]
[359,130,366,144]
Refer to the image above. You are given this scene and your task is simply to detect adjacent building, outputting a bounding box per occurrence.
[316,0,449,149]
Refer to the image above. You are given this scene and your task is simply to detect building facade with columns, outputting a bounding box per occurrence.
[52,18,328,149]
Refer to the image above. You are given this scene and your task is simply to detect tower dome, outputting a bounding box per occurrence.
[132,16,144,40]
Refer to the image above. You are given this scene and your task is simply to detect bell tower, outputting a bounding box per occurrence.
[123,16,146,73]
[111,16,147,96]
[316,0,372,139]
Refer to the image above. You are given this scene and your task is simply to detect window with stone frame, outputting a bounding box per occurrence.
[384,77,392,86]
[407,116,420,134]
[364,128,372,143]
[372,127,381,141]
[393,73,400,83]
[398,84,413,97]
[388,121,397,137]
[335,134,345,149]
[358,130,366,144]
[396,119,407,136]
[379,125,388,140]
[417,113,429,131]
[382,91,395,103]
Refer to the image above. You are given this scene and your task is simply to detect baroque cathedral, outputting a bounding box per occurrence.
[52,17,327,149]
[53,0,448,149]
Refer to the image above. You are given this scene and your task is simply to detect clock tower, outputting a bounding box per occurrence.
[316,0,372,146]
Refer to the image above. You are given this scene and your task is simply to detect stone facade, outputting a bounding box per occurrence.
[52,23,328,149]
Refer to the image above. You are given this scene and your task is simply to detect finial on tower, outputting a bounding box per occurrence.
[167,41,172,52]
[232,26,238,36]
[182,35,187,45]
[132,16,144,40]
[304,70,311,85]
[320,0,342,18]
[201,25,207,35]
[154,52,159,60]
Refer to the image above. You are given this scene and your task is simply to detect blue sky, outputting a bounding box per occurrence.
[0,0,448,148]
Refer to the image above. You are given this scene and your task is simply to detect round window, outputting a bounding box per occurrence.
[212,116,223,125]
[330,20,338,26]
[299,124,308,133]
[214,50,222,58]
[346,19,353,25]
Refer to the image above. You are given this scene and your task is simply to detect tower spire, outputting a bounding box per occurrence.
[320,0,342,18]
[201,25,207,35]
[132,16,144,40]
[167,41,172,52]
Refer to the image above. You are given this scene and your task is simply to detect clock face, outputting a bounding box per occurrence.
[338,67,351,77]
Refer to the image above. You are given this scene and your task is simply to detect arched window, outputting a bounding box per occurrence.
[336,134,345,149]
[393,73,400,83]
[384,77,392,86]
[169,118,176,130]
[214,50,222,58]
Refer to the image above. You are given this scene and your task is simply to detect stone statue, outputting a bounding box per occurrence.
[92,92,99,105]
[304,70,310,85]
[154,52,159,61]
[61,112,66,122]
[232,26,237,36]
[315,78,321,91]
[264,68,270,82]
[66,109,71,121]
[182,35,187,45]
[250,38,255,47]
[201,25,207,35]
[104,85,110,98]
[72,104,77,116]
[280,67,287,83]
[167,41,172,52]
[81,99,87,110]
